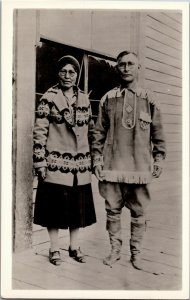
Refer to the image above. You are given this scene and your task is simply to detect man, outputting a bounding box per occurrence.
[91,50,166,270]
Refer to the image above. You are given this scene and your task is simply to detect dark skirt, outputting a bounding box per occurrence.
[33,179,96,229]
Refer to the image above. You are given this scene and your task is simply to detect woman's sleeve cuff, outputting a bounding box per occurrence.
[33,161,47,168]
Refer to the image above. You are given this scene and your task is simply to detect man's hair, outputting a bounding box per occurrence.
[116,51,138,62]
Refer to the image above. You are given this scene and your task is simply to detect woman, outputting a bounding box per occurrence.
[33,55,96,266]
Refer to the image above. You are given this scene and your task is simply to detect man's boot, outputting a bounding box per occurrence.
[103,209,122,267]
[130,216,146,270]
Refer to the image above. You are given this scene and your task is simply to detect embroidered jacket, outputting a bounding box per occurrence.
[33,84,94,186]
[91,86,166,184]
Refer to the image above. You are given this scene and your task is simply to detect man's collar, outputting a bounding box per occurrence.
[118,85,142,97]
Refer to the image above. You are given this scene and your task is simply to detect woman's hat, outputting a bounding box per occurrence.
[57,55,80,74]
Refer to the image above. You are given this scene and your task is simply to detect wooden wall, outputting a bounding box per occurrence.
[39,10,131,57]
[142,11,182,199]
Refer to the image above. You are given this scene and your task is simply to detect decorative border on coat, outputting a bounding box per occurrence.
[101,170,152,184]
[36,99,91,127]
[33,143,46,166]
[46,151,92,174]
[100,86,160,110]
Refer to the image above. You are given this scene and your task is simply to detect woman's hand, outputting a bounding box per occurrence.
[94,165,105,181]
[37,167,47,180]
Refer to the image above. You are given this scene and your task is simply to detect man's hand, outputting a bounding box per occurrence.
[152,164,162,178]
[37,167,47,180]
[94,165,105,181]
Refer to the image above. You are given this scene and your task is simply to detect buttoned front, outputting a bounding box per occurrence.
[33,84,94,186]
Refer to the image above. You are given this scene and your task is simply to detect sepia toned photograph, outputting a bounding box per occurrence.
[1,1,189,299]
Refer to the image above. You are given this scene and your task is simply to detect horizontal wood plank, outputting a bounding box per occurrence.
[150,186,181,199]
[161,104,182,115]
[145,48,182,70]
[165,160,182,170]
[146,26,182,51]
[156,93,182,106]
[145,68,182,88]
[152,170,181,182]
[162,12,182,25]
[162,123,181,133]
[165,132,182,143]
[147,15,182,42]
[145,79,182,96]
[156,178,181,188]
[145,57,182,78]
[13,279,44,290]
[82,239,181,279]
[14,250,147,290]
[167,151,182,161]
[149,12,182,33]
[162,114,182,124]
[164,151,181,161]
[165,142,182,152]
[145,36,181,61]
[13,261,94,290]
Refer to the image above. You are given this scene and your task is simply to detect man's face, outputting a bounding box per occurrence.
[58,64,77,89]
[117,53,140,83]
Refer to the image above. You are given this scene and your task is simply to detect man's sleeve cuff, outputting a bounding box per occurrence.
[154,153,165,166]
[93,155,104,168]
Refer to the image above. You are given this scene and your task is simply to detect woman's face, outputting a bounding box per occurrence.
[58,64,78,89]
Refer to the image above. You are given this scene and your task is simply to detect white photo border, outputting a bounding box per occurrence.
[1,1,189,299]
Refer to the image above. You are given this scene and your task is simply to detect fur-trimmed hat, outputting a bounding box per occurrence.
[57,55,80,74]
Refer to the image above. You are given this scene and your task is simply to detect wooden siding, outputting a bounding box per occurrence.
[40,10,131,57]
[143,12,182,201]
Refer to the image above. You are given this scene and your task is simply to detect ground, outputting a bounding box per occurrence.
[13,176,182,291]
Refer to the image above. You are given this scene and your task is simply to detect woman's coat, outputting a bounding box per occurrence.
[33,84,94,186]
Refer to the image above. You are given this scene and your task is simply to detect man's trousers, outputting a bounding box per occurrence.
[99,181,151,256]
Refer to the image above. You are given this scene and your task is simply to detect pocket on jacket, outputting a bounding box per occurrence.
[139,111,152,130]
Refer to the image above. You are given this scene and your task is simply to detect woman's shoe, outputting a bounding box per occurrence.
[68,247,86,263]
[49,249,62,266]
